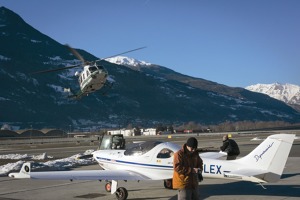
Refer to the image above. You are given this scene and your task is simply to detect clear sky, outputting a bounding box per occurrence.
[1,0,299,88]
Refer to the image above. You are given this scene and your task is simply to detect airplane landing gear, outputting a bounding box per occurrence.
[106,180,128,200]
[115,187,128,200]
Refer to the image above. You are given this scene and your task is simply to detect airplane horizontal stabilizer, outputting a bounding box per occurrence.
[224,168,269,183]
[225,168,268,177]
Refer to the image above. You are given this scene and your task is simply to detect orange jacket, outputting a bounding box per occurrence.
[172,144,203,189]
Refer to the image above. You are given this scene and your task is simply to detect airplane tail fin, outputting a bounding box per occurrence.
[237,134,295,183]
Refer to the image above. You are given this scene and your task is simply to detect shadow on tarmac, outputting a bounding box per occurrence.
[281,172,300,179]
[126,178,300,200]
[123,181,300,200]
[197,181,300,199]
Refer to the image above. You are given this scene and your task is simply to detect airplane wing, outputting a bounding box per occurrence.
[200,151,227,159]
[9,162,151,181]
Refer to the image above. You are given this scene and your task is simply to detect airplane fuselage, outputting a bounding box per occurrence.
[92,137,281,184]
[95,153,242,179]
[92,142,249,182]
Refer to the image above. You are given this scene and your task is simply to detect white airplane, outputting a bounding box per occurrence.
[9,134,295,200]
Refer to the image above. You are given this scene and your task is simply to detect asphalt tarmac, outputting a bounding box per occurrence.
[0,131,299,200]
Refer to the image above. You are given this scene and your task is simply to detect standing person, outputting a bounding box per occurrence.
[173,137,203,200]
[220,134,240,160]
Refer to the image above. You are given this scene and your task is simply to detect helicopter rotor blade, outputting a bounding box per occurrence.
[31,46,146,75]
[99,46,147,61]
[30,64,81,75]
[65,44,85,64]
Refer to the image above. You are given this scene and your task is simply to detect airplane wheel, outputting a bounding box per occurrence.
[115,187,128,200]
[105,182,111,192]
[164,179,173,189]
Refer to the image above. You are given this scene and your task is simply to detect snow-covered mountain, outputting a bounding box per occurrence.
[105,56,151,70]
[246,83,300,111]
[1,6,300,130]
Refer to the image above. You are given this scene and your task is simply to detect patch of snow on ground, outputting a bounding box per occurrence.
[251,137,264,141]
[0,150,96,176]
[0,153,52,160]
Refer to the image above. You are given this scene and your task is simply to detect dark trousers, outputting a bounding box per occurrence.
[227,155,238,160]
[178,188,199,200]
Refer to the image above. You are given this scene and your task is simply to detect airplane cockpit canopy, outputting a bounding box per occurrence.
[124,141,163,156]
[157,148,174,159]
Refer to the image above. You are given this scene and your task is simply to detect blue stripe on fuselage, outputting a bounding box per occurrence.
[96,156,173,169]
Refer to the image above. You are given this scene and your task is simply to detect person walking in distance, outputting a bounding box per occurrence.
[173,137,203,200]
[220,134,240,160]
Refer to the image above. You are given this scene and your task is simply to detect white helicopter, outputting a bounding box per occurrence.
[9,134,295,200]
[31,45,146,99]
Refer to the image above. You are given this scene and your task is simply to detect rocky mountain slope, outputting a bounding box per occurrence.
[1,7,299,130]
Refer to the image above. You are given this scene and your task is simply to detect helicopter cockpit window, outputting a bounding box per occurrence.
[124,141,163,156]
[89,66,98,72]
[157,148,174,159]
